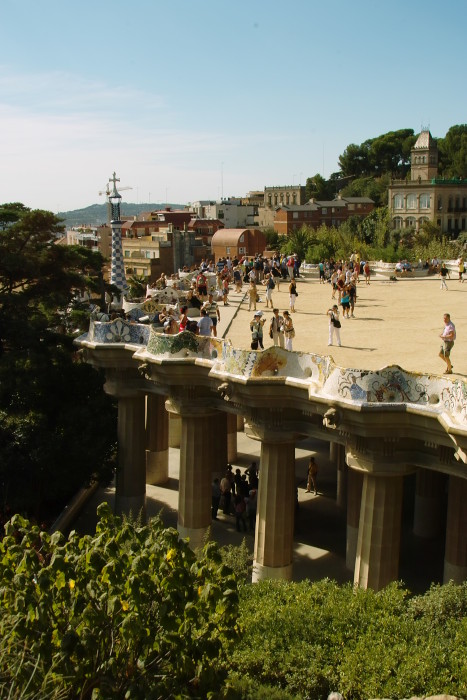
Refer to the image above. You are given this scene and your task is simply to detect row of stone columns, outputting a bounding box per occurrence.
[113,392,467,589]
[343,456,467,589]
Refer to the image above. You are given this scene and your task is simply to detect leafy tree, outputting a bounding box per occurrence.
[340,173,391,207]
[437,124,467,178]
[338,142,371,178]
[280,226,314,261]
[263,227,285,251]
[127,274,147,300]
[0,206,117,524]
[339,130,415,179]
[0,505,239,699]
[0,202,29,230]
[305,174,336,201]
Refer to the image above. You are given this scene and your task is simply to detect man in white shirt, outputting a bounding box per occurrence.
[439,313,456,374]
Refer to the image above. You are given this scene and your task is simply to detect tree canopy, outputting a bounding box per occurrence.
[338,129,416,179]
[0,205,117,526]
[437,124,467,178]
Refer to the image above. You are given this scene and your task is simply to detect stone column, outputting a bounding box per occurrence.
[329,441,338,462]
[237,414,245,432]
[346,468,363,570]
[336,443,348,509]
[212,411,228,476]
[115,395,147,520]
[227,412,238,463]
[168,411,181,448]
[413,468,445,537]
[354,472,404,591]
[444,475,467,584]
[174,403,217,550]
[253,433,296,582]
[145,394,169,485]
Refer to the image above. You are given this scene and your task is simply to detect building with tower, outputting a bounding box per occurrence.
[388,130,467,236]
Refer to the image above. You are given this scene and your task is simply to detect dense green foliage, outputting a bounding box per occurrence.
[3,515,467,700]
[0,205,117,525]
[293,208,462,265]
[338,129,416,179]
[0,505,239,699]
[437,124,467,179]
[229,578,467,700]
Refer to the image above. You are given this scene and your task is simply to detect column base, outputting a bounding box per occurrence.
[443,561,467,584]
[115,494,146,522]
[146,449,169,485]
[252,561,293,582]
[178,524,209,551]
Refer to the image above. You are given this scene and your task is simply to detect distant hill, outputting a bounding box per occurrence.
[58,202,186,228]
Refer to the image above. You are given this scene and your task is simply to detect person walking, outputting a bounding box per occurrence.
[282,310,295,351]
[270,308,285,348]
[250,311,265,350]
[327,304,342,346]
[265,273,275,309]
[439,312,456,374]
[306,456,318,494]
[248,279,257,312]
[203,293,220,337]
[289,278,297,313]
[458,257,465,283]
[363,261,371,285]
[440,262,450,290]
[340,286,351,319]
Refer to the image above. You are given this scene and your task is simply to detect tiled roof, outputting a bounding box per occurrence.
[414,130,433,149]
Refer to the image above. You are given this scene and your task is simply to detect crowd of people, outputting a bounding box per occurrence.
[212,462,259,532]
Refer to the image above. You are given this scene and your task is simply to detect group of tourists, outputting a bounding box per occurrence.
[212,462,259,532]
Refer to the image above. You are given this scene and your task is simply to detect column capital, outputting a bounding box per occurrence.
[346,446,413,477]
[165,397,217,419]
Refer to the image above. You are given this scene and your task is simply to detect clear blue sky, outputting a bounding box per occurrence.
[1,0,466,213]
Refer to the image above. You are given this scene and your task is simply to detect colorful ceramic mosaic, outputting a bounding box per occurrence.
[88,320,150,345]
[78,321,467,426]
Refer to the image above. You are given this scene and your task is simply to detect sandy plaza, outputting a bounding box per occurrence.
[225,273,466,379]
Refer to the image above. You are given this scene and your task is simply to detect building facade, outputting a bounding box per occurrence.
[274,196,374,235]
[388,130,467,236]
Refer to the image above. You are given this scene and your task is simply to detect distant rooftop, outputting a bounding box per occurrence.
[414,130,434,149]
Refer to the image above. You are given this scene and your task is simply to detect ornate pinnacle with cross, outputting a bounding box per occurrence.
[109,171,121,199]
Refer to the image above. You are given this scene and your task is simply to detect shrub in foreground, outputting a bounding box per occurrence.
[0,504,239,699]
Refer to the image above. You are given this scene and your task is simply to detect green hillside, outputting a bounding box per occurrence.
[58,202,186,228]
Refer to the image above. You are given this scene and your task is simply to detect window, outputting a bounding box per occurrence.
[239,234,244,242]
[437,197,442,211]
[394,194,404,209]
[321,207,328,214]
[293,212,299,219]
[419,193,430,209]
[407,194,417,209]
[406,217,416,228]
[226,247,230,254]
[124,250,130,257]
[393,217,403,229]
